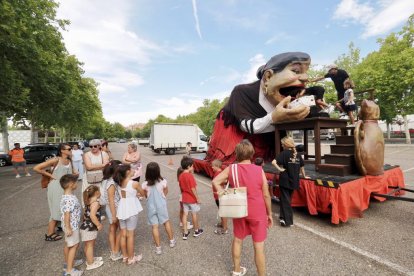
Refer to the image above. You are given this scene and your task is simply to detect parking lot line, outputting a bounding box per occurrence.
[0,177,39,204]
[296,222,414,275]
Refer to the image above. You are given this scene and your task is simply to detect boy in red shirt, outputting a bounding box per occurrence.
[8,143,31,178]
[179,158,203,240]
[211,159,228,235]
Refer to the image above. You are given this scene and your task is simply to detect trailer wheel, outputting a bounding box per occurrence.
[165,148,175,155]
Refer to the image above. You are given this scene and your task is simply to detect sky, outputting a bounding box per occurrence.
[56,0,414,126]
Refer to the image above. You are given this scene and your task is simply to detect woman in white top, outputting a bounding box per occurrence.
[82,139,109,194]
[71,144,84,180]
[114,164,145,265]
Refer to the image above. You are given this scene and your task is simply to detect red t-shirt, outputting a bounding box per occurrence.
[179,172,197,204]
[212,170,222,200]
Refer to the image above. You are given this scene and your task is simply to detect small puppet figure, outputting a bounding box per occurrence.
[354,99,384,176]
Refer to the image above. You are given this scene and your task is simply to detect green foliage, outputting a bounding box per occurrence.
[0,0,106,140]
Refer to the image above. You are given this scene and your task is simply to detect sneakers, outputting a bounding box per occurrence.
[86,260,103,270]
[193,228,204,237]
[182,232,190,240]
[94,257,102,262]
[26,173,31,176]
[110,252,123,261]
[155,246,162,255]
[214,229,229,235]
[279,219,286,226]
[15,174,21,178]
[64,268,83,276]
[127,254,142,265]
[169,239,176,248]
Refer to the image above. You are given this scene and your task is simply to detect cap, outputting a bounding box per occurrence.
[327,64,338,72]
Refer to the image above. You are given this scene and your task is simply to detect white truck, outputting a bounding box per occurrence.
[150,123,209,155]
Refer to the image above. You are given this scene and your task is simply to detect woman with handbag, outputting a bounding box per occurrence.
[34,143,79,241]
[82,139,109,207]
[212,139,273,276]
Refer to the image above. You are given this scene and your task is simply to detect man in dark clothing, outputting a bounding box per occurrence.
[311,64,349,101]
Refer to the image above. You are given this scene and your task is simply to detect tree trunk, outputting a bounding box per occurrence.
[30,122,36,144]
[44,130,49,143]
[403,115,411,144]
[0,115,9,152]
[386,123,391,139]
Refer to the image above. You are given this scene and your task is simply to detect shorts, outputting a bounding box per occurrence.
[65,229,80,247]
[13,161,26,168]
[119,214,138,230]
[147,206,169,225]
[80,229,98,242]
[305,86,325,100]
[233,218,267,243]
[343,103,357,112]
[182,203,200,213]
[132,176,140,182]
[105,205,117,224]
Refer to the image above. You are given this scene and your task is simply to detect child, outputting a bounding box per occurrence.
[60,174,83,276]
[114,164,144,265]
[336,79,357,124]
[102,160,123,261]
[179,157,203,240]
[80,185,104,270]
[185,142,192,156]
[255,157,279,202]
[141,162,176,255]
[177,165,193,231]
[211,159,228,235]
[272,137,309,227]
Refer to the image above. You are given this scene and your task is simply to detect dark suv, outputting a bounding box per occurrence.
[0,153,11,167]
[24,144,58,163]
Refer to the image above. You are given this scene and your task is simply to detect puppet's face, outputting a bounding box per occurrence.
[265,62,309,104]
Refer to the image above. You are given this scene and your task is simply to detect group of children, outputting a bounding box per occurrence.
[60,159,180,275]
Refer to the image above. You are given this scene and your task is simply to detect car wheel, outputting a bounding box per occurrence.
[326,137,330,141]
[44,155,54,161]
[166,148,175,155]
[0,158,6,167]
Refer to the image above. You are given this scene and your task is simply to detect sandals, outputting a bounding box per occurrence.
[45,233,62,241]
[232,266,247,276]
[127,254,142,265]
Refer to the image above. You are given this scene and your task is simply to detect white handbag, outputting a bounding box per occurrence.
[218,164,248,218]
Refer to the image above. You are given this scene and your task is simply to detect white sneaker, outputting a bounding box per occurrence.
[86,260,103,270]
[169,239,176,248]
[16,174,21,178]
[94,256,103,262]
[110,252,123,261]
[155,246,162,255]
[26,173,31,176]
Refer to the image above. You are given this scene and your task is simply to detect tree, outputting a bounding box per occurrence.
[353,15,414,143]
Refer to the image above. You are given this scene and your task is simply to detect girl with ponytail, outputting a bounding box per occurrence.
[271,136,309,227]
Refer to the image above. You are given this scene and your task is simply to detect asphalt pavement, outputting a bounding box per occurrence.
[0,143,413,276]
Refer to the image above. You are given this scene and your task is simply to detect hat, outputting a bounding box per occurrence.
[256,52,311,79]
[326,64,338,72]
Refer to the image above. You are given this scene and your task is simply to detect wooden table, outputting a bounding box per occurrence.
[273,117,348,170]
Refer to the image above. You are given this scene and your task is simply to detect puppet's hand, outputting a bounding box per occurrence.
[271,96,310,123]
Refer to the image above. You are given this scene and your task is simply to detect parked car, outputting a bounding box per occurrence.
[23,144,58,163]
[0,153,11,167]
[118,139,127,143]
[313,132,335,141]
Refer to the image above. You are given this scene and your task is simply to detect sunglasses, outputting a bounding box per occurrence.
[90,145,100,148]
[63,147,72,150]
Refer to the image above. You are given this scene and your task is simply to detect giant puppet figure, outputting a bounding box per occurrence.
[193,52,312,177]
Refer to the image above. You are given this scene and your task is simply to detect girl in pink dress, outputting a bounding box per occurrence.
[213,139,273,276]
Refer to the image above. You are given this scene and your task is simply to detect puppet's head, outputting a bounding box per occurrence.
[257,52,311,105]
